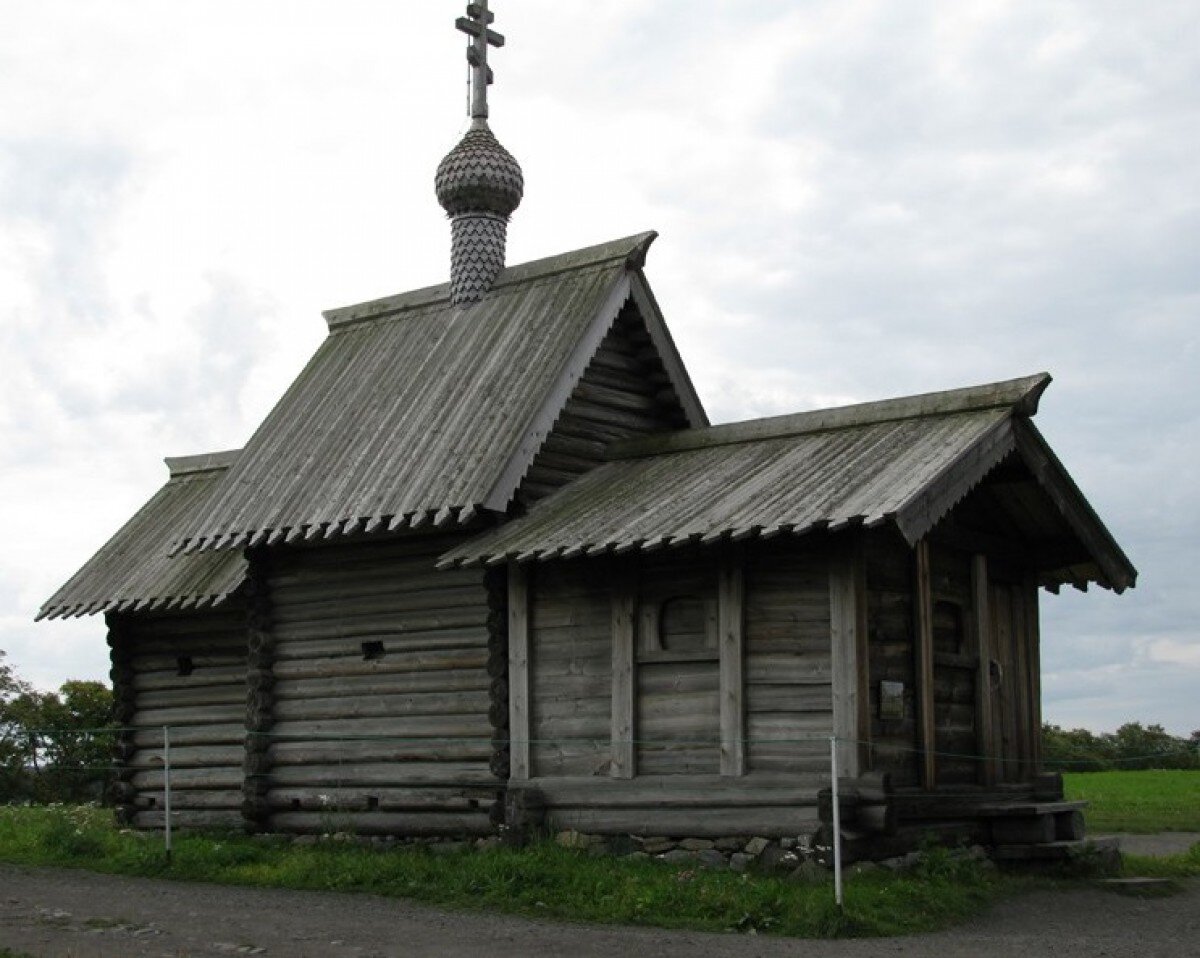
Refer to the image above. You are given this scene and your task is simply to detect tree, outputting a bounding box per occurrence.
[0,653,115,803]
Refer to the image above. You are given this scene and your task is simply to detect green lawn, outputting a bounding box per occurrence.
[0,804,1010,939]
[1065,770,1200,833]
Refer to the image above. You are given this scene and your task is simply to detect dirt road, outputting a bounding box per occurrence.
[1,864,1197,958]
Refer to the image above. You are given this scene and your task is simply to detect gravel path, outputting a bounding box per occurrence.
[2,863,1198,958]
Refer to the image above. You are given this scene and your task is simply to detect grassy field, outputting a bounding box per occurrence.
[1065,770,1200,833]
[0,805,1010,939]
[0,771,1196,940]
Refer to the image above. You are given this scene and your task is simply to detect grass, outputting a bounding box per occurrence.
[1064,770,1200,833]
[0,805,1011,939]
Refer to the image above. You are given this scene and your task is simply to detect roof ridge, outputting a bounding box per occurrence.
[609,373,1052,460]
[164,449,241,478]
[322,231,657,330]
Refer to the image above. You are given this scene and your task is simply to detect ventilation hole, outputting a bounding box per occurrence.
[291,798,301,811]
[467,798,479,810]
[145,796,156,808]
[366,796,379,811]
[361,641,385,661]
[176,655,194,676]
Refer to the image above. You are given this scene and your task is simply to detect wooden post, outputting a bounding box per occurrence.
[610,575,636,779]
[914,540,936,790]
[971,555,995,786]
[719,558,745,777]
[1024,574,1043,774]
[829,547,864,778]
[507,563,530,781]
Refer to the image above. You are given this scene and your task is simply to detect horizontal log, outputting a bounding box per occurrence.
[131,704,243,728]
[121,611,246,641]
[136,685,246,709]
[270,566,482,601]
[747,685,831,713]
[275,670,489,701]
[273,586,486,625]
[133,809,243,829]
[132,788,243,810]
[273,609,487,643]
[126,745,241,770]
[748,750,831,774]
[273,689,490,722]
[132,664,247,692]
[131,768,244,791]
[747,713,833,742]
[747,657,832,685]
[269,738,491,765]
[269,715,492,741]
[131,723,245,748]
[544,806,820,839]
[275,627,488,661]
[130,654,245,674]
[531,673,611,700]
[273,648,487,675]
[268,810,492,836]
[266,785,497,812]
[637,750,719,776]
[517,774,824,808]
[266,761,496,788]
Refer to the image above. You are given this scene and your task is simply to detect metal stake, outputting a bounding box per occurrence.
[830,735,843,910]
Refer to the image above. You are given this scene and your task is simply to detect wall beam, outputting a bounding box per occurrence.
[971,554,995,786]
[914,540,937,790]
[507,563,531,781]
[610,573,636,779]
[830,542,867,777]
[719,558,745,776]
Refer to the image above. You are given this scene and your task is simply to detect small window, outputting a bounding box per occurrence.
[933,600,966,655]
[365,795,379,811]
[658,595,711,653]
[176,655,194,676]
[361,641,385,661]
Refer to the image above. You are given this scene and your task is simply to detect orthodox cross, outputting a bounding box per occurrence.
[456,1,505,122]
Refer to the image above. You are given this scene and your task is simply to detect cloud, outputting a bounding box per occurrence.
[1,1,1196,737]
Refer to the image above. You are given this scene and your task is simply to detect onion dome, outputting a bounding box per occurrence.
[435,124,524,220]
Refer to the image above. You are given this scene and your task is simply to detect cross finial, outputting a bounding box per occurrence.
[456,1,505,125]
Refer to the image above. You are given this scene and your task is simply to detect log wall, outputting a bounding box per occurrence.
[528,560,613,778]
[516,302,690,507]
[264,535,495,835]
[112,605,249,830]
[865,529,920,786]
[744,540,833,776]
[928,544,979,785]
[518,541,828,838]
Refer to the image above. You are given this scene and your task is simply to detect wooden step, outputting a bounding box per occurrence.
[976,800,1087,818]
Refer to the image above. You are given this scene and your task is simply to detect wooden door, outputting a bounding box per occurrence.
[988,579,1038,783]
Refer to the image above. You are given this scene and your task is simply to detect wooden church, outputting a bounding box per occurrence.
[40,4,1135,857]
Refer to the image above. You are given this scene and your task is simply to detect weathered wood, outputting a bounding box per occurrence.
[610,573,636,779]
[268,810,492,836]
[971,554,995,785]
[513,774,823,808]
[266,761,498,788]
[1024,575,1042,772]
[718,558,745,776]
[545,806,820,838]
[508,562,530,780]
[914,540,936,789]
[830,548,860,778]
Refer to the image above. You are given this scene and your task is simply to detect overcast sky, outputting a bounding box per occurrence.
[2,1,1196,734]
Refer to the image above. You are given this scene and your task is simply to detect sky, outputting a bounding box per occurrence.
[1,1,1196,735]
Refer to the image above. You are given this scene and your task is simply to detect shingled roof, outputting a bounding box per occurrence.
[38,451,247,620]
[441,374,1137,593]
[173,232,704,555]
